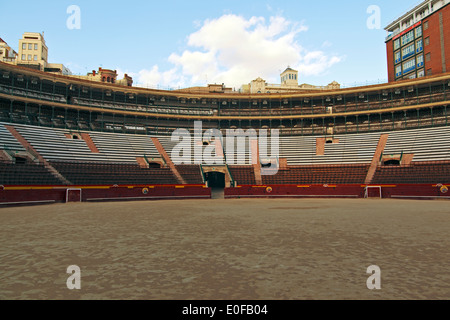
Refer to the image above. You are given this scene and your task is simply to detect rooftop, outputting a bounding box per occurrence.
[385,0,450,41]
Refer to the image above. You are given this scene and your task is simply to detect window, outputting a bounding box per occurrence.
[427,68,432,76]
[27,54,32,61]
[426,52,431,62]
[34,44,38,50]
[418,69,425,78]
[396,65,402,77]
[21,54,26,60]
[402,58,416,74]
[416,39,423,53]
[28,44,32,50]
[395,51,401,64]
[417,54,424,68]
[425,37,430,46]
[401,30,414,46]
[424,21,429,30]
[415,25,422,38]
[22,43,26,50]
[33,55,37,61]
[402,43,415,60]
[394,39,400,50]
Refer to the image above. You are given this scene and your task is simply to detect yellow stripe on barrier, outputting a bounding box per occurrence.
[361,185,397,188]
[4,186,55,191]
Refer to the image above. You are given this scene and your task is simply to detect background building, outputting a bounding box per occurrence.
[17,32,49,71]
[242,67,340,94]
[9,32,72,75]
[0,38,17,64]
[1,32,72,75]
[70,67,133,86]
[385,0,450,82]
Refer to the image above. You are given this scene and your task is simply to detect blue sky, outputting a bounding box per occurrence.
[0,0,423,89]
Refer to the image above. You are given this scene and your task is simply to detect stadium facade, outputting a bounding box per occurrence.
[1,60,449,204]
[1,2,450,205]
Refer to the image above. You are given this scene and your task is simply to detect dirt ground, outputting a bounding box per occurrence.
[0,198,449,300]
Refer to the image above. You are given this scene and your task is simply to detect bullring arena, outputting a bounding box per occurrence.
[0,61,450,300]
[1,199,450,300]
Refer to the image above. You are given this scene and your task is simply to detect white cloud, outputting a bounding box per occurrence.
[133,13,341,89]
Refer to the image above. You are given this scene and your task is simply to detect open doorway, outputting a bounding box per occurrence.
[205,171,225,199]
[206,171,225,188]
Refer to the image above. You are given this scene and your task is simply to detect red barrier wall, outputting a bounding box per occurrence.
[225,184,450,200]
[0,185,211,206]
[1,184,448,206]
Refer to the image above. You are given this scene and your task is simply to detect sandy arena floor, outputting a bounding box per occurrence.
[0,198,449,300]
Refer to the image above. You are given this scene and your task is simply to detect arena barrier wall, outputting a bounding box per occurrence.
[1,184,448,206]
[0,185,211,206]
[224,184,450,200]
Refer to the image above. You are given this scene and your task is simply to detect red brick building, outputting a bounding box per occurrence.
[385,0,450,82]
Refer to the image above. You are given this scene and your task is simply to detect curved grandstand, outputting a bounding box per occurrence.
[0,61,449,205]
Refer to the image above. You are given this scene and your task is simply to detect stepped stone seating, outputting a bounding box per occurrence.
[372,162,450,184]
[176,165,204,184]
[50,161,178,185]
[228,166,256,185]
[0,123,25,152]
[262,164,370,185]
[0,160,62,185]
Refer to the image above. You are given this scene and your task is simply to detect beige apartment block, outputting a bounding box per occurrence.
[17,32,48,71]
